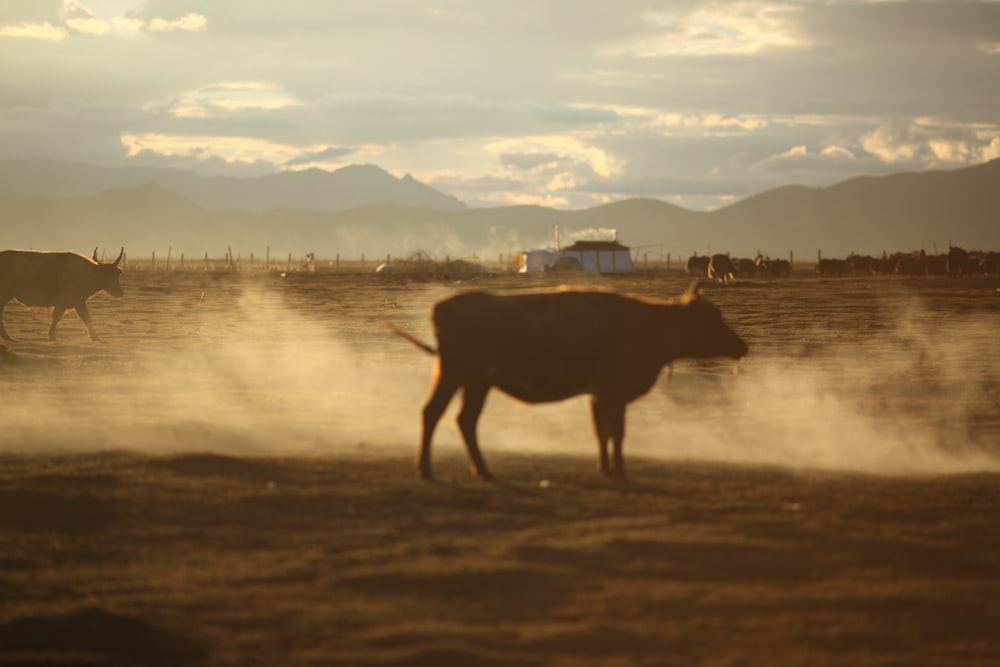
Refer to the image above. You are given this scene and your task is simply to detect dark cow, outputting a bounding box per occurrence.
[847,254,874,275]
[734,257,757,278]
[947,246,970,277]
[816,258,851,276]
[0,248,124,341]
[389,285,748,480]
[685,255,710,277]
[707,254,737,284]
[755,255,793,278]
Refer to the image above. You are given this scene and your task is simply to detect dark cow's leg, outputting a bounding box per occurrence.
[419,372,460,480]
[74,302,100,341]
[48,306,67,341]
[590,397,611,475]
[456,382,492,481]
[593,399,627,478]
[608,402,627,478]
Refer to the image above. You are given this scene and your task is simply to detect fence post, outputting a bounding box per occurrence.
[151,251,155,271]
[361,253,365,269]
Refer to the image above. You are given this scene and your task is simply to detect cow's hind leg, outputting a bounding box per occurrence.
[419,372,460,480]
[591,397,612,475]
[48,306,67,341]
[456,382,492,481]
[608,402,627,478]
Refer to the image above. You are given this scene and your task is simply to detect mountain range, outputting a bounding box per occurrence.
[0,158,996,262]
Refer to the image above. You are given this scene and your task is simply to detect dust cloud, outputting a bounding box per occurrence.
[1,281,997,476]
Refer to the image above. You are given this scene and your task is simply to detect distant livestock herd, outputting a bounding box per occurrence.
[686,254,791,282]
[687,246,999,282]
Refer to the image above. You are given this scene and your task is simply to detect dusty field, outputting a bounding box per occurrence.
[2,269,999,666]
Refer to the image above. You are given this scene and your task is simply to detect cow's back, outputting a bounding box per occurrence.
[0,250,92,306]
[433,291,632,400]
[434,291,624,349]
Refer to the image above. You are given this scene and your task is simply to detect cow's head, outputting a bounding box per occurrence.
[676,285,748,360]
[93,247,125,298]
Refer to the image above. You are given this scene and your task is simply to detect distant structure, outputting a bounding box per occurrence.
[518,226,635,273]
[558,240,635,272]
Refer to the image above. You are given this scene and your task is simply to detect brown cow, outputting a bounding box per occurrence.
[0,248,124,341]
[389,285,748,480]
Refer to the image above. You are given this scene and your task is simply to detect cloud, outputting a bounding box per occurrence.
[752,144,859,174]
[501,153,561,171]
[546,172,576,192]
[149,13,206,33]
[3,1,1000,214]
[859,120,1000,167]
[859,122,922,164]
[127,148,278,178]
[607,1,810,58]
[486,135,624,180]
[121,132,309,166]
[652,111,769,137]
[0,1,206,40]
[284,146,355,167]
[0,21,67,40]
[168,81,301,118]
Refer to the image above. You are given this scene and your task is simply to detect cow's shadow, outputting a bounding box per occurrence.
[0,607,206,667]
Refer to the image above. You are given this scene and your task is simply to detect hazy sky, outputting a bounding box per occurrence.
[2,1,999,210]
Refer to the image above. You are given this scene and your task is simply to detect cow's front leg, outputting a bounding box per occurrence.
[456,383,492,481]
[74,302,100,341]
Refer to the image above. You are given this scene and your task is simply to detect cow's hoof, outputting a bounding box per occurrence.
[471,467,494,482]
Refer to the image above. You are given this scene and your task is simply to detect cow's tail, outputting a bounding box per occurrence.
[384,320,437,355]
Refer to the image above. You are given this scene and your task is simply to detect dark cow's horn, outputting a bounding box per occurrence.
[92,247,99,262]
[113,247,124,267]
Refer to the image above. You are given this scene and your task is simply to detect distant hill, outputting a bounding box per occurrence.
[707,158,1000,257]
[0,159,996,261]
[0,159,466,213]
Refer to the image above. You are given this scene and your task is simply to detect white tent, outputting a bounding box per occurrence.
[518,239,636,273]
[558,241,635,273]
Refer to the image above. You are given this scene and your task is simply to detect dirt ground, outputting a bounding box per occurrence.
[1,269,999,666]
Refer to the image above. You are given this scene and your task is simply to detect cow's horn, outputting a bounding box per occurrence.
[92,247,99,262]
[113,247,124,267]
